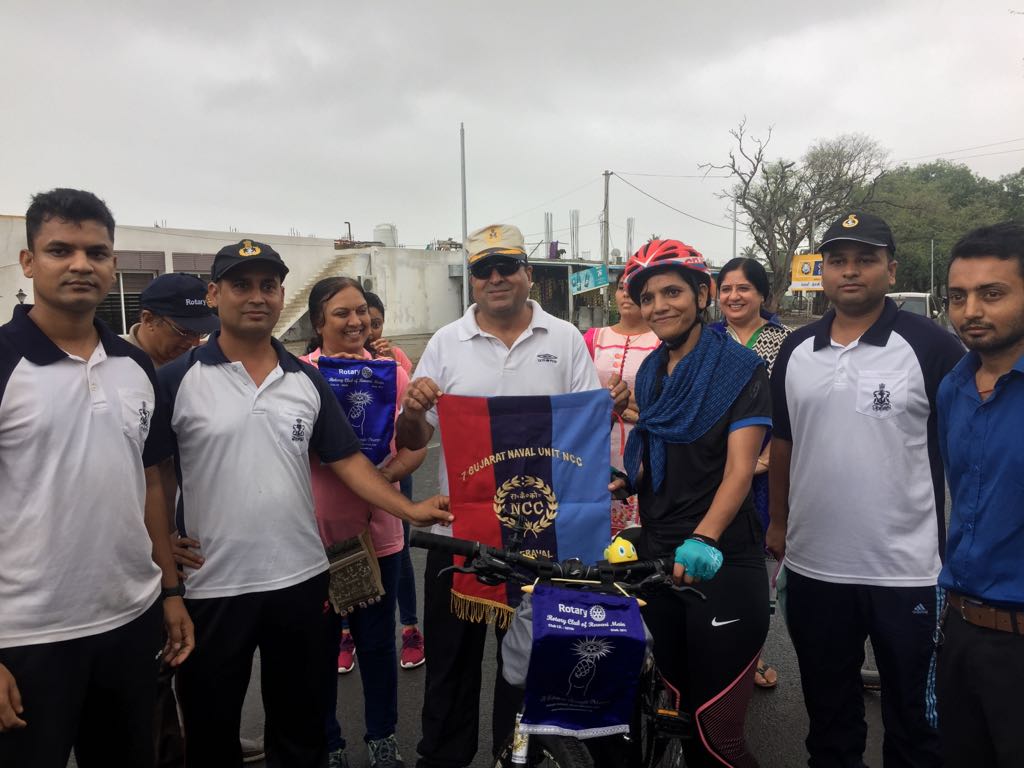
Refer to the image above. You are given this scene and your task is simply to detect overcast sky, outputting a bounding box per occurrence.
[2,0,1022,264]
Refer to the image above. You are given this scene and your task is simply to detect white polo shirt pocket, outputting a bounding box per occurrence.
[855,370,908,420]
[118,388,153,448]
[279,409,315,455]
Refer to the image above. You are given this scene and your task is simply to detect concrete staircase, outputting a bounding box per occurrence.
[273,253,354,340]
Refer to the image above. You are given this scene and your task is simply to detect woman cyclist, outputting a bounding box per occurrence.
[613,240,771,767]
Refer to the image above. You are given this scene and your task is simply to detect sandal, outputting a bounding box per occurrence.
[754,658,778,689]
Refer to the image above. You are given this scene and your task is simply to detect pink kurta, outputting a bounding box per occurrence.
[585,326,661,535]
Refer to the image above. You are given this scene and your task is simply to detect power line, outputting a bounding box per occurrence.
[522,219,602,239]
[896,137,1024,163]
[496,177,602,222]
[611,173,745,232]
[616,171,730,179]
[920,146,1024,162]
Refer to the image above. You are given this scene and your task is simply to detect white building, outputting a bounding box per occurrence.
[0,216,465,354]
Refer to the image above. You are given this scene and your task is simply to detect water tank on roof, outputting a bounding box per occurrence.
[374,223,398,247]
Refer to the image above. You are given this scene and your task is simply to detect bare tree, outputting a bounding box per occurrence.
[702,120,889,309]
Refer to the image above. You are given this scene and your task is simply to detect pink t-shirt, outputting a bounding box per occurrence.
[301,348,409,558]
[391,345,413,377]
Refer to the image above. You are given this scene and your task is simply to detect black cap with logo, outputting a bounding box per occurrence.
[140,274,220,334]
[212,239,290,282]
[819,211,896,255]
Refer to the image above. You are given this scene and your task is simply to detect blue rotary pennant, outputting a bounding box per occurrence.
[520,584,647,738]
[317,356,398,466]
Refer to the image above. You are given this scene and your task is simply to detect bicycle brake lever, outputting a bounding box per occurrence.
[670,583,708,600]
[438,564,477,579]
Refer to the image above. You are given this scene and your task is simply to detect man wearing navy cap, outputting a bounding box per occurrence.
[123,273,219,368]
[159,239,452,768]
[768,211,963,766]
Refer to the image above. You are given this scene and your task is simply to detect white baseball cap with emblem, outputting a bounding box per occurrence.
[465,224,528,268]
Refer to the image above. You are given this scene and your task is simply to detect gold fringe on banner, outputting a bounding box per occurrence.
[451,590,514,629]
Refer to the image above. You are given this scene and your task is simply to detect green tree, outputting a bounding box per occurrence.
[862,161,1018,293]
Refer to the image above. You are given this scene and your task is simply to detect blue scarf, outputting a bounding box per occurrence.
[624,327,764,493]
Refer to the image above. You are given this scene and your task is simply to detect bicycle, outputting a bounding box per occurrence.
[410,530,704,768]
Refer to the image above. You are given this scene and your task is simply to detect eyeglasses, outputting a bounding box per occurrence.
[470,259,523,280]
[161,318,201,340]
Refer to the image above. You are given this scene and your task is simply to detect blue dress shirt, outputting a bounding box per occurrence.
[937,350,1024,607]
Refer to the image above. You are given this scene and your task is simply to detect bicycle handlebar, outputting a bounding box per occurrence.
[410,530,676,587]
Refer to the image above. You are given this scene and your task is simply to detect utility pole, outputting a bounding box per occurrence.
[602,170,611,307]
[732,197,738,259]
[460,123,469,312]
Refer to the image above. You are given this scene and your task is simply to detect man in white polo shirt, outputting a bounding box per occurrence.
[159,239,451,768]
[0,188,192,767]
[767,211,963,767]
[396,224,627,768]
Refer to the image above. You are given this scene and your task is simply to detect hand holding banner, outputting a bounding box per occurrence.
[438,390,612,626]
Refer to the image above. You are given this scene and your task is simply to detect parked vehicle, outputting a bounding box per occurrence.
[886,292,946,325]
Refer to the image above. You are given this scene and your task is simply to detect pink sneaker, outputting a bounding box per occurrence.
[337,632,356,674]
[400,627,425,669]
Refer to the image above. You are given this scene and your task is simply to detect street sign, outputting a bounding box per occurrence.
[789,253,823,292]
[570,264,609,296]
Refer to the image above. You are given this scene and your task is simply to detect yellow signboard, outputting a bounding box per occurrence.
[790,253,823,292]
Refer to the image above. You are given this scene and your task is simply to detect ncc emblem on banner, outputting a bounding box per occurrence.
[494,475,558,536]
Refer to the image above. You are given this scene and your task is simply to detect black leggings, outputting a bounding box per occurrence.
[641,560,769,768]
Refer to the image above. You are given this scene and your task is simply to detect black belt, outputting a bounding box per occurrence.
[948,593,1024,635]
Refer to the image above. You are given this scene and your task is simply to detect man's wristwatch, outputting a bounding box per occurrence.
[161,583,186,600]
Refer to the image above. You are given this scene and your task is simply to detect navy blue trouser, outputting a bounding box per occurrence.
[325,552,401,749]
[785,570,942,768]
[177,572,329,768]
[416,548,523,768]
[0,600,163,768]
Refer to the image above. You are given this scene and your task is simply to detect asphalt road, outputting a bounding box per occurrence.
[235,444,884,768]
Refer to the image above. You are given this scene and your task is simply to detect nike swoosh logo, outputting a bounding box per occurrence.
[711,618,740,627]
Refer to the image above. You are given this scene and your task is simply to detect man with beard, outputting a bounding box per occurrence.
[936,222,1024,767]
[767,211,963,767]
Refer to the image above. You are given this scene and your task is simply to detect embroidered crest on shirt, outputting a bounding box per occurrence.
[138,402,151,430]
[291,417,306,442]
[536,353,558,364]
[872,383,891,412]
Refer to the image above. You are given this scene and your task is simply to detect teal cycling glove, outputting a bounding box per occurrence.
[674,537,724,581]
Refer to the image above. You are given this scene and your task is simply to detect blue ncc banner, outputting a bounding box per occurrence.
[521,584,647,738]
[317,356,397,466]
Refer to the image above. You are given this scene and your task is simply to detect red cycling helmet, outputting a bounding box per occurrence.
[622,239,715,305]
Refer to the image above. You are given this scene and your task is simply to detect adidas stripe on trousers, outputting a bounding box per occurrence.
[785,570,941,768]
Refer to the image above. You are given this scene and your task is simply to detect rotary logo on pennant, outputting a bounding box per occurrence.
[493,475,558,536]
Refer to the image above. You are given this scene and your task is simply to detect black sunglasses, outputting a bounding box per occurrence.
[470,259,523,280]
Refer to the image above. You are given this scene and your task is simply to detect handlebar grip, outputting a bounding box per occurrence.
[409,530,478,558]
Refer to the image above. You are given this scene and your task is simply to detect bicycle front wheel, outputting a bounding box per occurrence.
[494,732,595,768]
